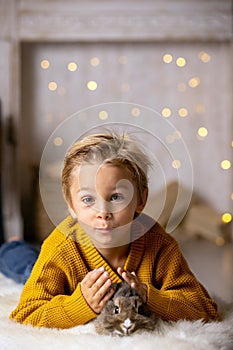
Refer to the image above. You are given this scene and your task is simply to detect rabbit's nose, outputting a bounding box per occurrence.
[123,318,132,331]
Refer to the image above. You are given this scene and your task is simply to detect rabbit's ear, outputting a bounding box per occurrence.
[139,304,152,317]
[106,283,119,300]
[111,282,124,296]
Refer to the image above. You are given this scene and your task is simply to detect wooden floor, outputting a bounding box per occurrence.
[179,238,233,303]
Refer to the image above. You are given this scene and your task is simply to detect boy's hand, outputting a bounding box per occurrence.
[80,267,114,314]
[117,267,148,303]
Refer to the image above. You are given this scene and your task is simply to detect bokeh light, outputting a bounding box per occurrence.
[189,77,200,88]
[57,86,66,96]
[177,83,187,92]
[53,137,63,146]
[178,108,188,117]
[198,51,211,63]
[172,160,181,169]
[162,107,172,118]
[221,160,231,170]
[48,82,57,91]
[119,56,128,64]
[90,57,100,67]
[215,237,225,246]
[87,80,98,91]
[131,108,141,117]
[176,57,186,67]
[198,127,208,138]
[121,83,130,92]
[41,59,50,69]
[221,212,232,224]
[98,110,108,120]
[195,104,205,114]
[163,54,173,63]
[67,62,77,72]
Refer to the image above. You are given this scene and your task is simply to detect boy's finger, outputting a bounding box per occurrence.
[92,271,110,293]
[95,278,112,299]
[82,267,105,287]
[121,271,137,285]
[117,267,124,275]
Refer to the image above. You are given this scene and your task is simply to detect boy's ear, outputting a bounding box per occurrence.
[136,188,148,214]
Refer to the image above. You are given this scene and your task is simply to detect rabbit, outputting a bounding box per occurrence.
[94,281,157,336]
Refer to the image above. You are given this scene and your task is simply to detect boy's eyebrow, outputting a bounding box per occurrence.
[77,187,93,193]
[77,183,132,193]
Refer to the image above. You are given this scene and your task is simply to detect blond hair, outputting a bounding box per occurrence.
[62,132,151,206]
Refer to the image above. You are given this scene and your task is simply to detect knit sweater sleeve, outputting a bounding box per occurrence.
[10,231,96,328]
[145,231,219,322]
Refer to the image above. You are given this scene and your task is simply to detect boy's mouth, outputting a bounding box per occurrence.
[95,227,114,233]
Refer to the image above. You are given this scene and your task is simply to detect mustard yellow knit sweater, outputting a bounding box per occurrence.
[10,216,219,328]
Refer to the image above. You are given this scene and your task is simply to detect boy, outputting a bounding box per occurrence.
[9,132,219,328]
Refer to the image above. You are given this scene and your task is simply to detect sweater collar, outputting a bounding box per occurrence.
[74,217,148,283]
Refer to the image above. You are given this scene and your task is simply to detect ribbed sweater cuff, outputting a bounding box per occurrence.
[63,283,97,325]
[146,284,170,318]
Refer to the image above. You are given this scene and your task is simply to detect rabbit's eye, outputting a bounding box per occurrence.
[114,306,119,314]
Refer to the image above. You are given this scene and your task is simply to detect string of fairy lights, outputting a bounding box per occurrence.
[39,50,232,227]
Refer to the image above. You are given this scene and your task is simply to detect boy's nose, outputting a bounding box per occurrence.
[96,211,112,220]
[95,199,113,220]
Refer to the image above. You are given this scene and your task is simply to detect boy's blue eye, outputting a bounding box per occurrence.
[82,196,95,205]
[111,193,124,201]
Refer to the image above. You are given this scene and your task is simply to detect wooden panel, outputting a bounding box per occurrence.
[0,0,232,41]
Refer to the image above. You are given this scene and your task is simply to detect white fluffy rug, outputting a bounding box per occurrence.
[0,273,233,350]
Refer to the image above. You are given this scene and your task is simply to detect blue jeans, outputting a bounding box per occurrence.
[0,241,39,284]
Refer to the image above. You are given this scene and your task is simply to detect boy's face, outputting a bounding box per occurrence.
[69,163,147,248]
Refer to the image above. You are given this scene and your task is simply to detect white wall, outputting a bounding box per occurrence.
[0,0,232,239]
[21,42,232,212]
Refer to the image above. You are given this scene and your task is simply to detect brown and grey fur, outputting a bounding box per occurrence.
[94,282,157,336]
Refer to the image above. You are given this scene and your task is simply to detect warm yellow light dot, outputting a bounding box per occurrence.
[119,56,128,64]
[173,130,182,140]
[198,51,211,63]
[57,86,66,96]
[221,160,231,170]
[121,83,130,92]
[198,127,208,137]
[67,62,77,72]
[177,83,187,92]
[48,82,57,91]
[176,57,186,67]
[172,160,181,169]
[215,237,225,246]
[166,135,174,144]
[231,140,233,147]
[90,57,100,67]
[131,108,141,117]
[162,108,171,118]
[221,212,232,224]
[53,137,63,146]
[189,77,200,88]
[98,110,108,120]
[231,193,233,201]
[87,80,98,91]
[163,54,173,63]
[195,104,205,114]
[41,60,50,69]
[178,108,188,117]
